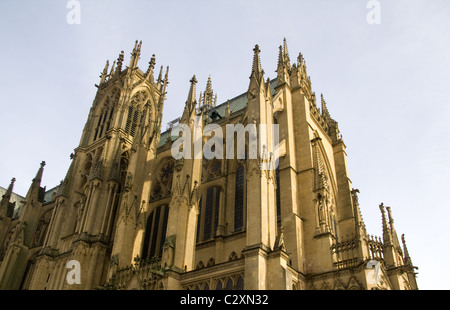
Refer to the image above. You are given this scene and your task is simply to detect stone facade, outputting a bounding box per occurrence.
[0,39,418,290]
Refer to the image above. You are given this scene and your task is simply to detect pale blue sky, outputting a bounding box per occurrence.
[1,0,449,290]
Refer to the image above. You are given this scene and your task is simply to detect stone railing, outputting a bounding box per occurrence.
[331,235,360,270]
[367,235,384,260]
[104,256,165,290]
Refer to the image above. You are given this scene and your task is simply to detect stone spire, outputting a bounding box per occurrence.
[57,154,76,197]
[156,65,163,86]
[203,75,214,107]
[129,40,142,69]
[181,75,198,123]
[109,60,116,77]
[25,161,46,203]
[379,203,393,245]
[321,94,331,119]
[1,178,15,204]
[386,207,402,250]
[0,178,16,218]
[161,66,169,95]
[100,60,109,84]
[283,37,291,70]
[248,44,265,93]
[277,38,292,86]
[401,234,413,266]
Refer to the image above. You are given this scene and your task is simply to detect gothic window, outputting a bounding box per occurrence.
[236,276,244,290]
[124,91,150,138]
[276,165,281,221]
[196,197,202,242]
[93,90,119,142]
[105,107,114,132]
[125,105,141,137]
[0,228,15,260]
[215,280,223,290]
[150,159,175,201]
[119,152,130,189]
[234,164,245,232]
[142,205,169,260]
[225,278,233,290]
[31,210,52,247]
[202,159,222,182]
[197,187,221,242]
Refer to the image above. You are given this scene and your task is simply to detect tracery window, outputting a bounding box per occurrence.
[234,164,245,232]
[276,164,281,221]
[197,187,221,242]
[93,89,119,142]
[150,159,174,201]
[31,209,52,247]
[202,159,222,182]
[124,91,150,138]
[142,205,169,260]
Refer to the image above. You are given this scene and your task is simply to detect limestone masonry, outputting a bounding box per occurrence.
[0,39,418,290]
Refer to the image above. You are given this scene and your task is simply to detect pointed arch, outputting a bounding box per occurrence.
[141,204,169,260]
[197,186,221,242]
[234,163,245,232]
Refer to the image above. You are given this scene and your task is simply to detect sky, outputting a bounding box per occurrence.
[0,0,449,290]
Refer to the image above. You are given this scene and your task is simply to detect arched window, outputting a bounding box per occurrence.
[124,91,150,138]
[125,105,140,137]
[225,278,233,290]
[274,117,281,221]
[234,164,245,232]
[142,205,169,260]
[197,187,221,242]
[215,280,223,290]
[236,276,244,290]
[276,164,281,221]
[93,106,115,142]
[31,209,52,247]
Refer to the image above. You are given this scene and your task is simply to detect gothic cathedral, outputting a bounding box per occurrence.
[0,39,418,290]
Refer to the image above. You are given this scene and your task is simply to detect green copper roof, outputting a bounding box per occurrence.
[158,78,278,148]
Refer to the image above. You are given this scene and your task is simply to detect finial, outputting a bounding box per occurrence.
[149,54,156,70]
[116,51,125,73]
[401,234,412,265]
[129,40,142,69]
[161,66,169,94]
[297,52,304,66]
[100,60,110,84]
[186,75,197,104]
[145,54,156,79]
[157,65,163,85]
